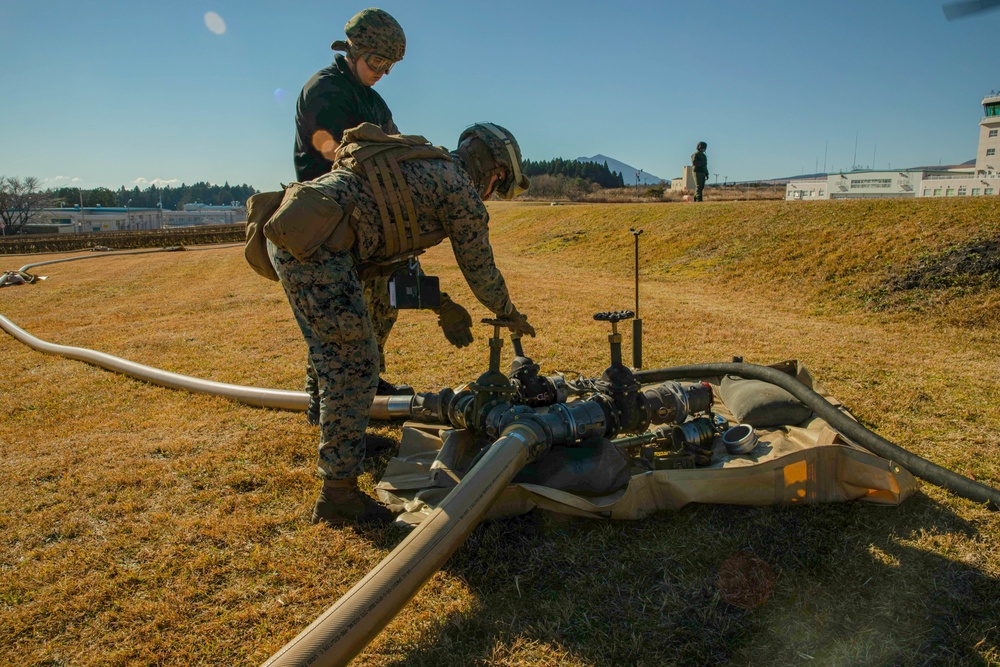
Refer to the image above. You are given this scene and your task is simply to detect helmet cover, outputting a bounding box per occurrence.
[331,8,405,62]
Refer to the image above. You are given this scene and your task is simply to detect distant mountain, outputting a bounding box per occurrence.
[576,155,663,185]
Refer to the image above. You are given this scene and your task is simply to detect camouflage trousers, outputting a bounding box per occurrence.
[304,274,397,411]
[268,240,380,480]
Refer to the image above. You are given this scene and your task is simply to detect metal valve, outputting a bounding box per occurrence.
[480,318,511,374]
[593,310,634,367]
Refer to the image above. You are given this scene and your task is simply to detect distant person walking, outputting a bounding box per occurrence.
[691,141,709,202]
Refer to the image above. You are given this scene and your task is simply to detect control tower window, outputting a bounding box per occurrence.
[986,103,1000,117]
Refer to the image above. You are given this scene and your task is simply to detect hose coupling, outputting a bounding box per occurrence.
[722,424,759,455]
[499,414,550,461]
[672,416,717,466]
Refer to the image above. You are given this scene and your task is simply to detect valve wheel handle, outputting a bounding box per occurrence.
[593,310,635,323]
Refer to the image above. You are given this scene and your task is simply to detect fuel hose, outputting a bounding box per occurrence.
[14,243,243,274]
[0,313,308,411]
[0,311,419,419]
[262,424,539,667]
[634,362,1000,509]
[1,244,303,411]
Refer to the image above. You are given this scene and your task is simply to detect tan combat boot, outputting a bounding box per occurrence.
[311,478,394,526]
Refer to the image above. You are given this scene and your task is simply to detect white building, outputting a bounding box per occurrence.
[35,207,164,233]
[32,204,246,233]
[787,92,1000,201]
[975,91,1000,172]
[671,166,697,192]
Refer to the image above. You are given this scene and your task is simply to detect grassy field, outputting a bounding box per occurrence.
[2,197,999,666]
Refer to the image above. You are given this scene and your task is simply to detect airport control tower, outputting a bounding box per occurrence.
[976,91,1000,174]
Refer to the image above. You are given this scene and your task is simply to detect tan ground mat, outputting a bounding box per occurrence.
[376,364,917,525]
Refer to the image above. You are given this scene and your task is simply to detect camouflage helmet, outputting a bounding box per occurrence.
[457,123,530,200]
[331,8,406,62]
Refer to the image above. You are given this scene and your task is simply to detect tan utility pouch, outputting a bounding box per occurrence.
[263,182,347,262]
[244,190,285,281]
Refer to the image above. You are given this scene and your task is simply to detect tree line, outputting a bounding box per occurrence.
[48,181,258,210]
[521,158,626,189]
[2,176,259,235]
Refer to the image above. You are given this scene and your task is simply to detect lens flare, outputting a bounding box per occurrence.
[311,130,338,160]
[273,88,289,104]
[204,11,226,35]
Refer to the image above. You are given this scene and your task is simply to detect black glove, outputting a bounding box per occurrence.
[437,293,473,348]
[504,306,536,337]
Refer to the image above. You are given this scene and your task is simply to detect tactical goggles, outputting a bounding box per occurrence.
[479,123,529,199]
[362,52,396,74]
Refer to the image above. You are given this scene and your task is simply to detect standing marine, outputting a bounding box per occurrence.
[253,121,535,525]
[691,141,709,202]
[293,7,474,421]
[294,8,403,181]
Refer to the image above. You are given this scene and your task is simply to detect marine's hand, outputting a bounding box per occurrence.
[437,293,474,348]
[505,307,536,337]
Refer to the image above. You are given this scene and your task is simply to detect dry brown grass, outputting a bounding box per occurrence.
[2,197,999,666]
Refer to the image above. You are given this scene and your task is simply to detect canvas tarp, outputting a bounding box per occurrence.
[376,364,917,525]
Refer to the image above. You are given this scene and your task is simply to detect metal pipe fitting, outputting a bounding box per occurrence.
[369,395,415,421]
[672,416,717,466]
[722,424,759,455]
[642,381,713,425]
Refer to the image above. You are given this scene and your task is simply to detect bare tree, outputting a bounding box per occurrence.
[0,176,55,235]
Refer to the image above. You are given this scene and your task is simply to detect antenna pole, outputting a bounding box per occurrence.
[630,228,643,368]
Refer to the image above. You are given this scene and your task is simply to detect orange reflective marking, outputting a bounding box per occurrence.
[783,460,809,501]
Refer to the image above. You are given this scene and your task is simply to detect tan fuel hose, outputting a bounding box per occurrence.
[15,243,244,274]
[262,424,539,667]
[2,244,304,411]
[0,310,411,418]
[0,313,309,411]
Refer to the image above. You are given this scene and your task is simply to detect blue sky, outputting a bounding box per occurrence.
[1,0,998,192]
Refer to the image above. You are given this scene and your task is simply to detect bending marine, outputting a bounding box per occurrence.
[246,121,534,525]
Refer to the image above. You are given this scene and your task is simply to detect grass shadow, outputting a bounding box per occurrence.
[368,492,997,666]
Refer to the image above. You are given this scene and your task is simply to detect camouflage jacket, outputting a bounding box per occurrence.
[310,160,513,316]
[294,54,399,182]
[691,150,709,175]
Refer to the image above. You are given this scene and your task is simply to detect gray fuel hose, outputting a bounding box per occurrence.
[634,363,1000,509]
[262,424,539,667]
[0,313,308,411]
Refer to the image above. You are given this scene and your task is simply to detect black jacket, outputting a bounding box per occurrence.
[293,54,397,182]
